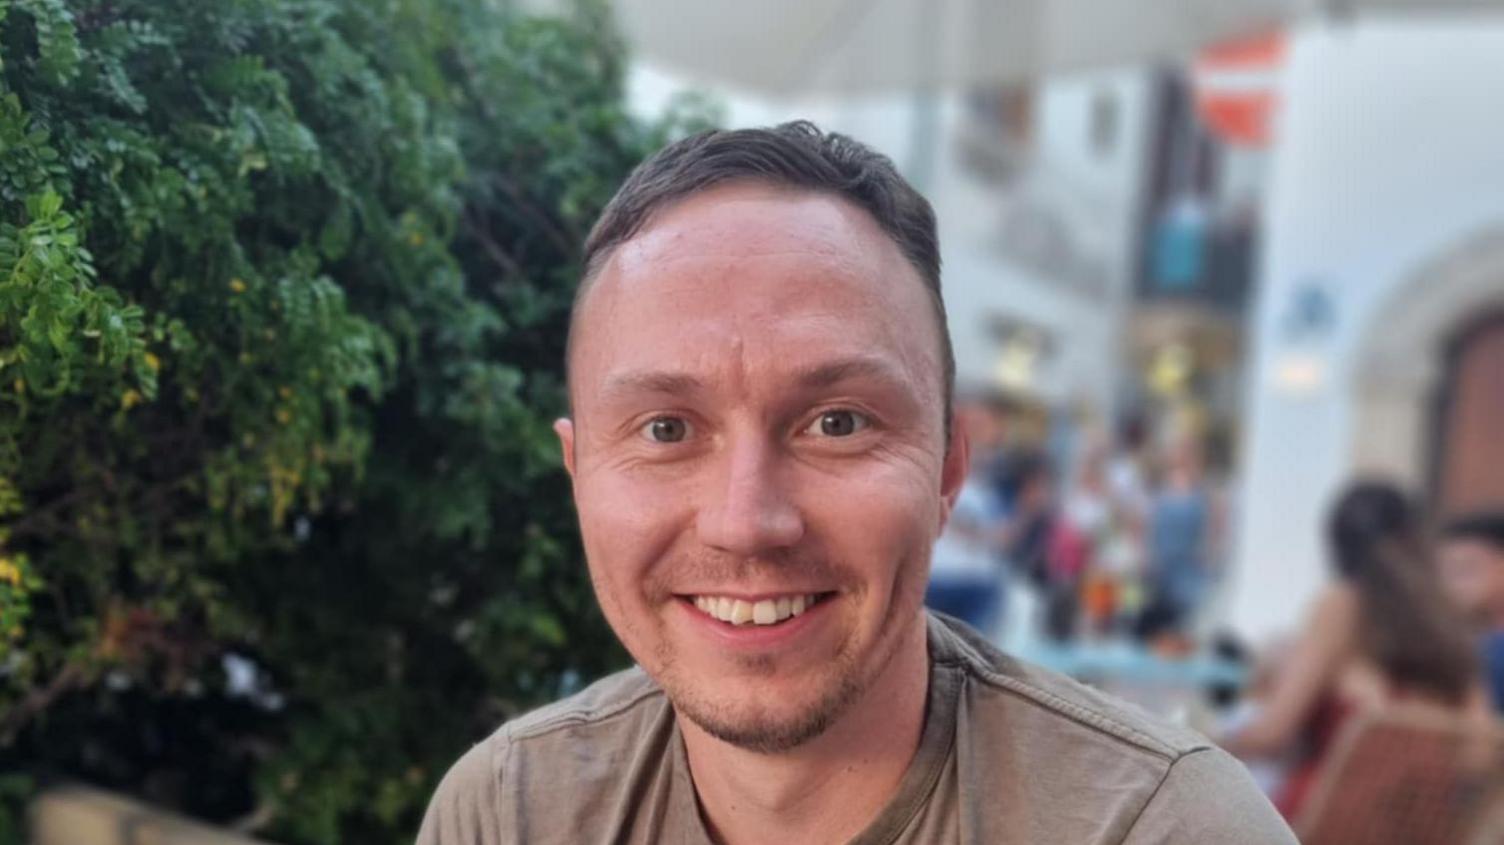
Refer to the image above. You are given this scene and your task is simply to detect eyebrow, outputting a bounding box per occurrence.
[790,356,910,392]
[599,370,707,400]
[598,355,911,402]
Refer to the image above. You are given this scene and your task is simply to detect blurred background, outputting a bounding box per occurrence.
[2,0,1504,843]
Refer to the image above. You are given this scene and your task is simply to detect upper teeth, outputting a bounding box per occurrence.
[693,594,818,625]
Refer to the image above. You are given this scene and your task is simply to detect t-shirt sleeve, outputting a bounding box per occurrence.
[415,738,505,845]
[1119,747,1297,844]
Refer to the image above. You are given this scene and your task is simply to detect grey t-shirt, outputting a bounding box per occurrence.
[418,614,1295,843]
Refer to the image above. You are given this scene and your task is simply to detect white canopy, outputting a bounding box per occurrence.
[612,0,1504,94]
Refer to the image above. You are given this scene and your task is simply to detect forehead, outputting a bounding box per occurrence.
[570,183,941,404]
[599,182,913,303]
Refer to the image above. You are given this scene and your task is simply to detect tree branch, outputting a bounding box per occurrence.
[0,662,87,745]
[460,206,525,281]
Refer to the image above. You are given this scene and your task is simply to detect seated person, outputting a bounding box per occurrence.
[1221,480,1485,821]
[1438,510,1504,712]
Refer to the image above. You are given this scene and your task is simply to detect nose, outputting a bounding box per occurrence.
[695,432,805,556]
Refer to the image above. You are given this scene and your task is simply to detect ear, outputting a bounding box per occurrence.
[938,412,970,532]
[553,417,577,480]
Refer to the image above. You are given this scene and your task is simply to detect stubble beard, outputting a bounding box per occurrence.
[662,637,867,754]
[655,582,924,755]
[596,545,929,755]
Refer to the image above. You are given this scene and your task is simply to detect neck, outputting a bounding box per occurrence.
[680,612,931,845]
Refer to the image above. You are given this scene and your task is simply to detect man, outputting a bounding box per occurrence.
[418,122,1293,843]
[1439,511,1504,712]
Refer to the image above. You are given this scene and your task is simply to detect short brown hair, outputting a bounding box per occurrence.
[1328,481,1478,705]
[569,121,954,429]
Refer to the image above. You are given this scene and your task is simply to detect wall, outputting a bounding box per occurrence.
[1229,17,1504,642]
[31,785,271,845]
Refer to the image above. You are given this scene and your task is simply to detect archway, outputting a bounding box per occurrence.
[1350,226,1504,502]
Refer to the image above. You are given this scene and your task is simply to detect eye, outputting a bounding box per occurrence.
[642,416,690,443]
[805,409,870,438]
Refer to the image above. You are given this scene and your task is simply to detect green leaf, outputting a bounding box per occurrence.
[0,1,674,842]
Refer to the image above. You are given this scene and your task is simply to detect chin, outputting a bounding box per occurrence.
[674,678,862,754]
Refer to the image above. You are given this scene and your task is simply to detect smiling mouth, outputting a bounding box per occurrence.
[684,593,836,626]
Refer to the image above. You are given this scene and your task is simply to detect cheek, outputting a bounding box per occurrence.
[1451,569,1494,610]
[1484,567,1504,601]
[800,460,942,577]
[574,470,691,596]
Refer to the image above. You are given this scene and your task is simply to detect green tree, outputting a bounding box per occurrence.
[0,1,711,841]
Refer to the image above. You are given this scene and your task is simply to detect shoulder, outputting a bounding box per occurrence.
[1486,629,1504,656]
[931,614,1211,761]
[929,614,1294,842]
[1304,584,1362,652]
[1313,582,1359,618]
[417,730,503,845]
[417,666,673,844]
[1484,631,1504,675]
[1120,747,1298,844]
[501,662,667,741]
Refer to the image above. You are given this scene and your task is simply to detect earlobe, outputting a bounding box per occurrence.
[554,418,577,479]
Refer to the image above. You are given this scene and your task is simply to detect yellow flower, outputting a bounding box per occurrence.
[408,232,425,247]
[121,389,144,410]
[278,386,293,400]
[144,352,161,372]
[275,408,292,425]
[228,278,248,294]
[12,378,23,395]
[0,558,21,586]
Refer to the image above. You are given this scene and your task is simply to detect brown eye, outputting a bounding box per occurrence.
[808,410,869,438]
[645,417,689,443]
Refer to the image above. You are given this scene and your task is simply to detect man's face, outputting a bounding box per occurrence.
[558,182,963,753]
[1437,538,1504,623]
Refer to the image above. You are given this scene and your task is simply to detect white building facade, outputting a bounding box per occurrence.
[1229,17,1504,642]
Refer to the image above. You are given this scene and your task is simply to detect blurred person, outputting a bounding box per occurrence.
[1003,450,1057,589]
[1213,635,1296,799]
[1000,450,1082,641]
[1143,434,1224,639]
[975,393,1021,514]
[1069,454,1116,638]
[1438,511,1504,712]
[925,399,1008,635]
[1108,415,1152,522]
[418,122,1293,844]
[1065,435,1147,638]
[1103,417,1152,625]
[1222,480,1484,821]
